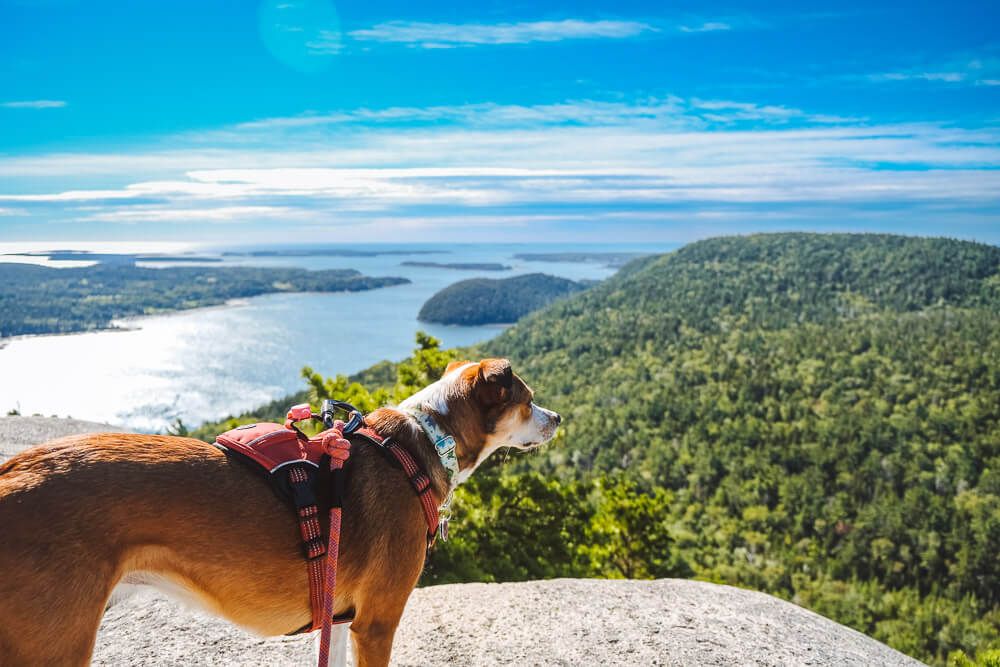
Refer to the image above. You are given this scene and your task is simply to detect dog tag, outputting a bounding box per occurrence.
[439,517,449,542]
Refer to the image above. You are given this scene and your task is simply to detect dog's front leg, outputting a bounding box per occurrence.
[314,624,351,667]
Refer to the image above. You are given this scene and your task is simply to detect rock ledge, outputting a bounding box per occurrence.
[2,418,921,666]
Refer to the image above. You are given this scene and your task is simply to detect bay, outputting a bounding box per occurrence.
[0,243,670,431]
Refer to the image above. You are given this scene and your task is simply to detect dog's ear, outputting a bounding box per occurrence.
[476,358,513,404]
[445,360,471,376]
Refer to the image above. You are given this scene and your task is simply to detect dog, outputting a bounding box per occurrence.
[0,358,560,667]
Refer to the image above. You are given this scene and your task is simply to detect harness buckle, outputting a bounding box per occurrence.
[289,472,317,510]
[303,536,326,561]
[410,472,431,494]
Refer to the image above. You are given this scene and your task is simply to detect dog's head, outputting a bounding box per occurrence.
[399,358,561,476]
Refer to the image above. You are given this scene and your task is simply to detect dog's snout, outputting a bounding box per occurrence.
[553,412,562,425]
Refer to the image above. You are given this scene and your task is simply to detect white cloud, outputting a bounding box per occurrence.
[873,71,966,83]
[679,22,731,33]
[691,99,818,123]
[867,53,1000,87]
[230,96,855,132]
[306,29,343,55]
[232,98,689,130]
[303,15,763,54]
[1,98,998,233]
[1,100,67,109]
[347,19,657,47]
[80,206,301,224]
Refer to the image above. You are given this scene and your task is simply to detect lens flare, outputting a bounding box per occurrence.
[258,0,341,73]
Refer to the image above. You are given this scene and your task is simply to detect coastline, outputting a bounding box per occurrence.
[0,243,636,430]
[0,280,416,346]
[0,298,256,347]
[0,284,501,430]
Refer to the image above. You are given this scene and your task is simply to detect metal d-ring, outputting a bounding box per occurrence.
[342,410,365,435]
[321,399,365,434]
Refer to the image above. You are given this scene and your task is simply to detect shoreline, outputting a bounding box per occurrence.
[0,282,415,347]
[0,244,634,431]
[0,298,255,348]
[0,285,504,432]
[417,320,516,328]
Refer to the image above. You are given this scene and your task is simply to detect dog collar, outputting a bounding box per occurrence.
[405,409,461,491]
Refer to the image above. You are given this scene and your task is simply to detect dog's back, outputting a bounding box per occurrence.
[0,435,310,665]
[0,432,429,666]
[0,359,559,667]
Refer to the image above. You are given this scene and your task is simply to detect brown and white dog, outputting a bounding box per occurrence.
[0,358,560,667]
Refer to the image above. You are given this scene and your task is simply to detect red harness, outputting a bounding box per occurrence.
[213,404,439,666]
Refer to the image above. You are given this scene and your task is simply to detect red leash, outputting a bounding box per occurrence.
[218,402,440,665]
[311,420,440,667]
[316,425,352,667]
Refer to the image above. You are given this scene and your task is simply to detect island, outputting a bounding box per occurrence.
[513,251,647,268]
[0,263,409,338]
[4,250,222,265]
[401,261,511,271]
[221,248,445,258]
[417,273,587,325]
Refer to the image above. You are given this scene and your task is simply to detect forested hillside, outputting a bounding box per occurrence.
[469,233,1000,664]
[418,272,585,325]
[194,234,1000,665]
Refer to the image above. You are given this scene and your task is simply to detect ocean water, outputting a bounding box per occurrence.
[0,243,671,431]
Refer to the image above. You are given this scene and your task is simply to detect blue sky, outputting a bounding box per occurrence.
[1,0,998,243]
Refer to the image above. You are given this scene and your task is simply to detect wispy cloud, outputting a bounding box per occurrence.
[347,19,658,48]
[80,205,301,224]
[232,98,687,130]
[1,98,997,238]
[1,100,67,109]
[866,53,1000,87]
[306,29,342,55]
[689,98,859,124]
[304,15,766,53]
[871,71,967,84]
[229,96,857,132]
[679,21,731,33]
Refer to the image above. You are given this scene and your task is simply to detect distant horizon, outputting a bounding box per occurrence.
[3,0,998,243]
[1,229,999,255]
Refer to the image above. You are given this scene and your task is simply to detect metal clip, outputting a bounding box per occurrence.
[439,516,449,542]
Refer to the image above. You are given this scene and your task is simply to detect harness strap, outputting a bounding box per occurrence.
[286,421,439,667]
[354,427,439,546]
[386,442,440,547]
[287,465,327,632]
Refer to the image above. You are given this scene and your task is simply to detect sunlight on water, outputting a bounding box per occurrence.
[0,244,662,430]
